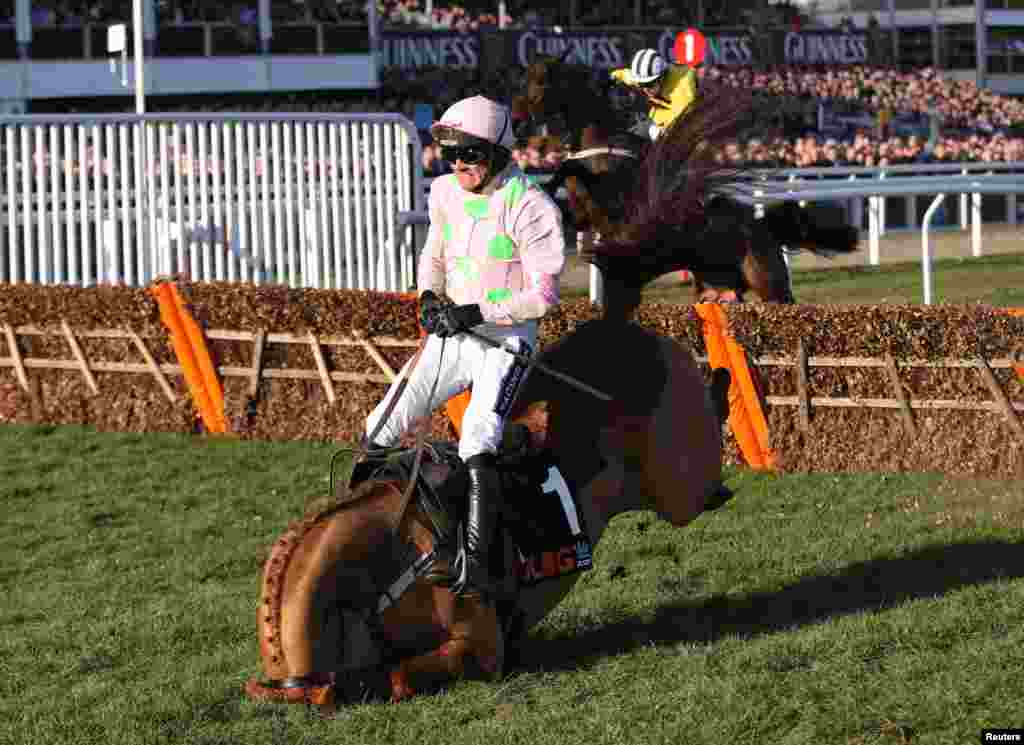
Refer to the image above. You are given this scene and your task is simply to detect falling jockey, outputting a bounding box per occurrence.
[363,95,566,604]
[611,47,699,141]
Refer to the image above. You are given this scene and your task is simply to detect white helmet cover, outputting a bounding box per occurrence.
[630,48,666,84]
[431,95,515,150]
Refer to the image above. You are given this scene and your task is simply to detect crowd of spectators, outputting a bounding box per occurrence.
[4,0,705,29]
[139,61,1024,170]
[399,63,1024,169]
[7,0,765,30]
[702,65,1024,132]
[713,131,1024,168]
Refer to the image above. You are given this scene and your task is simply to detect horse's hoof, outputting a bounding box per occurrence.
[389,669,415,702]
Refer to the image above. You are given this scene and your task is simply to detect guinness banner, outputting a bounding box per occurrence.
[782,32,869,65]
[381,31,481,70]
[496,27,757,70]
[380,28,875,72]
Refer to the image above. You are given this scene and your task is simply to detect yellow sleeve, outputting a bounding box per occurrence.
[650,66,698,128]
[611,68,636,87]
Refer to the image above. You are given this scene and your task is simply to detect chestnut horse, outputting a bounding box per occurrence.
[511,54,860,304]
[244,320,725,711]
[242,86,758,712]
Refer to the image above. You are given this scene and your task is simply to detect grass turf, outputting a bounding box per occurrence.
[563,252,1024,307]
[2,423,1023,744]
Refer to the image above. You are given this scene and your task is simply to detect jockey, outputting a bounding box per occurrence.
[611,48,699,140]
[364,95,566,602]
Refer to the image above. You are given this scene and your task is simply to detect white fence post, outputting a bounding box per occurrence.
[960,168,968,230]
[972,178,984,257]
[921,194,946,306]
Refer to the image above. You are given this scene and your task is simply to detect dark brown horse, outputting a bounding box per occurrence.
[511,55,861,304]
[242,88,755,711]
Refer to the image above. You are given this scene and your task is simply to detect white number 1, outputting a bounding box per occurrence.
[541,467,582,536]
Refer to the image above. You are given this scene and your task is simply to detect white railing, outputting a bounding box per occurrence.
[720,174,1024,305]
[754,161,1024,265]
[0,112,423,292]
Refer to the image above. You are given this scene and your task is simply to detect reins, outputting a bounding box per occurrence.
[327,334,441,536]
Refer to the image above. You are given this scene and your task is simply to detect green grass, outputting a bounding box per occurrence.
[784,253,1024,307]
[564,252,1024,307]
[3,424,1024,744]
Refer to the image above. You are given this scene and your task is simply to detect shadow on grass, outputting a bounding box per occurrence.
[514,539,1024,672]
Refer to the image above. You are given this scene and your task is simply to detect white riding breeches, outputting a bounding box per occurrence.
[365,323,537,461]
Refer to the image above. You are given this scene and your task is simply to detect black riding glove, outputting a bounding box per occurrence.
[434,302,485,339]
[419,290,445,334]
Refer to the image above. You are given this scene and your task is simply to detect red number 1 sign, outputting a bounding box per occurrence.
[674,28,707,67]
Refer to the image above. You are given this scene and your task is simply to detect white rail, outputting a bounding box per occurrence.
[416,167,1024,306]
[720,175,1024,305]
[0,113,423,292]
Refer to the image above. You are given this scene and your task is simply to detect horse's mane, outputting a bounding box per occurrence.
[520,56,634,144]
[583,83,755,300]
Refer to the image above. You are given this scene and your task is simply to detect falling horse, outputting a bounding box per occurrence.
[243,91,746,713]
[511,55,861,303]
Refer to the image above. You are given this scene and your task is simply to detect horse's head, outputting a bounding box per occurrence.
[524,48,573,112]
[517,52,624,152]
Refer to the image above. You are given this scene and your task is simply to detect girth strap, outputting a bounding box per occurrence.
[377,550,437,613]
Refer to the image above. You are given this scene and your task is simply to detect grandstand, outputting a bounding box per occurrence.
[0,0,1018,169]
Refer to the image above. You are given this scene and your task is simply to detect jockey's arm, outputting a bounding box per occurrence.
[610,67,639,89]
[481,193,565,325]
[416,187,447,298]
[649,66,698,130]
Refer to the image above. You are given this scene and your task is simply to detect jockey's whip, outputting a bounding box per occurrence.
[465,329,612,402]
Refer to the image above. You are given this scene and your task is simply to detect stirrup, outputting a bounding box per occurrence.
[423,543,456,587]
[450,533,495,601]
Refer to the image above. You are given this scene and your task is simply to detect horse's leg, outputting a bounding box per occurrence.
[692,274,706,302]
[743,236,794,303]
[643,337,723,525]
[388,596,504,701]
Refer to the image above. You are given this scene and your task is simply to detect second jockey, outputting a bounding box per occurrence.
[611,48,699,140]
[363,95,566,603]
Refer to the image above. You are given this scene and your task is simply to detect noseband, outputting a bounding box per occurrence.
[566,147,639,161]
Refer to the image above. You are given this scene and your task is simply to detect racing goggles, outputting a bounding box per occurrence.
[439,144,490,165]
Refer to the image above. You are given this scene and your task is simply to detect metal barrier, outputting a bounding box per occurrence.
[753,161,1024,265]
[0,112,423,292]
[720,175,1024,305]
[418,165,1024,306]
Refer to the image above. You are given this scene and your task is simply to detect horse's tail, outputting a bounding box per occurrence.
[582,85,754,313]
[762,201,861,256]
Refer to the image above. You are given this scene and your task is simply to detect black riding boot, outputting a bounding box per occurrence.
[451,453,502,602]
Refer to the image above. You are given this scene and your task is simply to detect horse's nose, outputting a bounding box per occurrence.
[698,288,741,304]
[717,290,741,304]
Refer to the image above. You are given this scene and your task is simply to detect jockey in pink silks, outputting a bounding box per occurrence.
[364,95,566,602]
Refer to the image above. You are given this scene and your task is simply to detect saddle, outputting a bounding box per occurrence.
[347,422,593,592]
